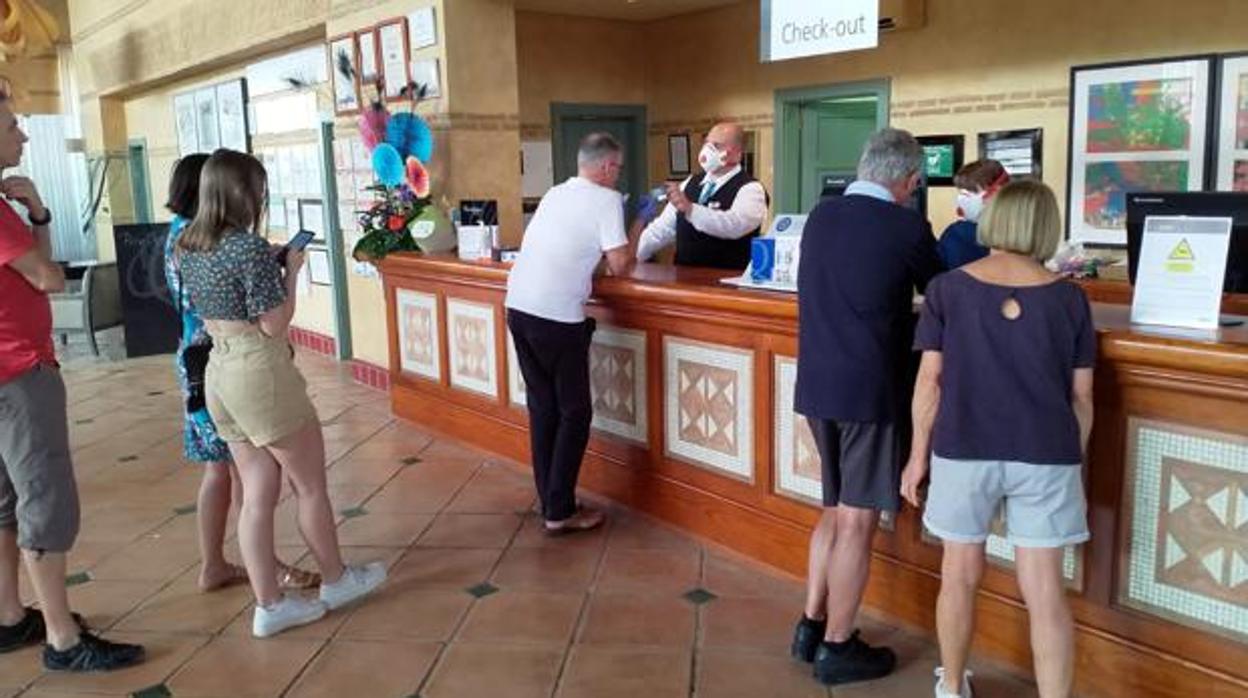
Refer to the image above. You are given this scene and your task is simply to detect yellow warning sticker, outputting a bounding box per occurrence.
[1167,238,1195,261]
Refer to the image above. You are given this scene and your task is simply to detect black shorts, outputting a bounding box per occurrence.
[804,417,901,513]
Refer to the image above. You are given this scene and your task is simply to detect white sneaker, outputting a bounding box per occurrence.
[319,562,387,611]
[252,594,327,638]
[935,667,973,697]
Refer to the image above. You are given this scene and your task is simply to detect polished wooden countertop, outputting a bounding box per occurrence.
[382,253,1248,378]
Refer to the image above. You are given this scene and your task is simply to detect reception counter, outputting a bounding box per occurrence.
[380,253,1247,697]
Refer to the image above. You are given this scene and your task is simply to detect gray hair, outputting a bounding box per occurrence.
[577,132,622,168]
[857,127,923,186]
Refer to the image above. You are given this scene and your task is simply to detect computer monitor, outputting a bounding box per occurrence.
[819,170,929,220]
[1125,192,1248,294]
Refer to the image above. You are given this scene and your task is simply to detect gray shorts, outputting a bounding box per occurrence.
[923,455,1088,548]
[0,365,80,553]
[806,417,901,512]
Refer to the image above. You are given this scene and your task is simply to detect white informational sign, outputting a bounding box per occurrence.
[408,7,438,50]
[1131,216,1233,330]
[761,0,878,63]
[721,213,808,293]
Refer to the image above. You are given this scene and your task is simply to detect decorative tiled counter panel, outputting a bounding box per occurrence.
[382,253,1248,697]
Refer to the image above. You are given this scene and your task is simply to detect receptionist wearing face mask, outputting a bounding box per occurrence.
[635,121,769,270]
[936,159,1009,269]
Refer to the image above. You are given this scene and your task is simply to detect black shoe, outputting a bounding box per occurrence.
[43,632,144,672]
[812,630,896,686]
[790,615,826,663]
[0,608,88,654]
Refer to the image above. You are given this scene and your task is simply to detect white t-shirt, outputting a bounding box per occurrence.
[505,176,628,323]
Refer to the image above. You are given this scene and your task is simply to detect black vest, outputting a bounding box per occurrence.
[674,170,767,270]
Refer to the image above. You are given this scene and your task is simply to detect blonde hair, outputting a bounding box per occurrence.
[976,180,1062,261]
[178,149,268,253]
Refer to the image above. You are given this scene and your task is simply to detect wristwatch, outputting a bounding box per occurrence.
[28,209,52,226]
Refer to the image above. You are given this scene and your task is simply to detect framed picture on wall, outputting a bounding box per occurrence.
[358,29,380,84]
[1066,54,1215,245]
[1214,52,1248,192]
[194,87,220,152]
[408,7,437,50]
[307,245,332,286]
[215,79,250,153]
[978,128,1043,180]
[174,92,199,157]
[298,198,326,242]
[328,34,361,115]
[916,135,964,186]
[377,18,410,101]
[668,133,691,176]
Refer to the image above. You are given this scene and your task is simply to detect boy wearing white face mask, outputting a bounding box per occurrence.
[937,160,1009,269]
[635,122,769,270]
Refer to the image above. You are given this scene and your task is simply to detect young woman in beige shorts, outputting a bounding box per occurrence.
[176,150,385,638]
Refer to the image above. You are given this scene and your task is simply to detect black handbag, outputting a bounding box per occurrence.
[182,343,212,413]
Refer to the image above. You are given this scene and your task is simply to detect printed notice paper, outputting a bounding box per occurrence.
[1131,216,1232,330]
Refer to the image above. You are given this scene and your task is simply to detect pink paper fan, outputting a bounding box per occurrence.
[405,157,430,198]
[359,106,390,151]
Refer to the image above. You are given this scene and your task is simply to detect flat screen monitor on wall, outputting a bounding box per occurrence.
[1125,192,1248,294]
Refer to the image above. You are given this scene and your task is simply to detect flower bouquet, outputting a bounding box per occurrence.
[344,57,444,262]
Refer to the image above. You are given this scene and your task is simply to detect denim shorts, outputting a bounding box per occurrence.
[922,455,1089,548]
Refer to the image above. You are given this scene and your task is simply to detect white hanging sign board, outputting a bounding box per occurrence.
[760,0,878,62]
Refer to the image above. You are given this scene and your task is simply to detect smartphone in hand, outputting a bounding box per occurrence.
[277,230,316,265]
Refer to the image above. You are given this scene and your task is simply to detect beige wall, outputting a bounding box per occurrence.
[640,0,1248,233]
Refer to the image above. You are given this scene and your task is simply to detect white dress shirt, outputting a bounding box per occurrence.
[635,164,769,262]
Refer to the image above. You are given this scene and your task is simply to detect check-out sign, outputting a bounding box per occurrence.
[761,0,879,62]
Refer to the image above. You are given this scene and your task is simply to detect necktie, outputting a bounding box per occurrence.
[697,180,715,205]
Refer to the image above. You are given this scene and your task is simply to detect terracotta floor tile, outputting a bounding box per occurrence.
[113,571,252,634]
[325,457,405,486]
[167,636,324,697]
[364,462,479,513]
[696,648,828,698]
[556,645,691,698]
[337,588,471,641]
[597,548,701,595]
[606,514,700,551]
[285,639,440,698]
[444,464,537,514]
[510,513,609,551]
[492,544,603,592]
[417,513,524,548]
[67,579,164,630]
[389,547,502,589]
[577,593,696,647]
[73,506,173,544]
[422,643,564,698]
[701,596,807,654]
[87,535,201,582]
[0,644,44,689]
[458,590,584,644]
[703,552,805,601]
[334,512,434,547]
[33,631,208,695]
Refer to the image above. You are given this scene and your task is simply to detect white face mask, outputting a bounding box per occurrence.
[698,143,725,173]
[956,189,986,223]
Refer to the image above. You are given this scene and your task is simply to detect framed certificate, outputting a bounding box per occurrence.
[215,79,250,153]
[174,92,199,157]
[378,19,410,101]
[328,34,361,115]
[358,29,380,84]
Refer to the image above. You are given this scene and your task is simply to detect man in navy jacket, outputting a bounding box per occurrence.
[790,128,942,686]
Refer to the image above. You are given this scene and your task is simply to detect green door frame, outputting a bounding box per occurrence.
[550,102,648,206]
[773,79,891,214]
[317,121,352,361]
[127,138,152,224]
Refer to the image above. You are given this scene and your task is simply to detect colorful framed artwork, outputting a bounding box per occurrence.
[916,134,964,186]
[377,18,411,102]
[978,128,1043,180]
[1214,52,1248,192]
[328,34,360,115]
[1066,55,1215,246]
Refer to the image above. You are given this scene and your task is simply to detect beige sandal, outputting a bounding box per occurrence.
[543,506,606,536]
[277,561,321,590]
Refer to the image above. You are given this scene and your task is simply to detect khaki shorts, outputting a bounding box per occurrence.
[205,330,317,447]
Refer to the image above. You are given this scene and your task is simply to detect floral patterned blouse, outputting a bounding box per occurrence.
[176,229,286,321]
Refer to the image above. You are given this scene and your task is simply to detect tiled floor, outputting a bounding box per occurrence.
[6,339,1041,697]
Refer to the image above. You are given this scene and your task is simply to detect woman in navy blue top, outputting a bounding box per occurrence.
[901,181,1095,698]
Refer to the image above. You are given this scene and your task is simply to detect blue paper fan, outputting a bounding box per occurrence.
[385,113,434,163]
[371,143,405,187]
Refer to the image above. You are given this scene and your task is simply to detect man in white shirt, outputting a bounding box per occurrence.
[635,122,769,270]
[505,132,633,535]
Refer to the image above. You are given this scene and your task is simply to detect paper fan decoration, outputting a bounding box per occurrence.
[405,157,430,198]
[359,105,389,152]
[0,0,61,61]
[385,112,433,164]
[371,143,404,187]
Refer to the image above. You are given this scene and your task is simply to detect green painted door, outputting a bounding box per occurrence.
[798,98,880,212]
[128,140,152,224]
[551,104,647,219]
